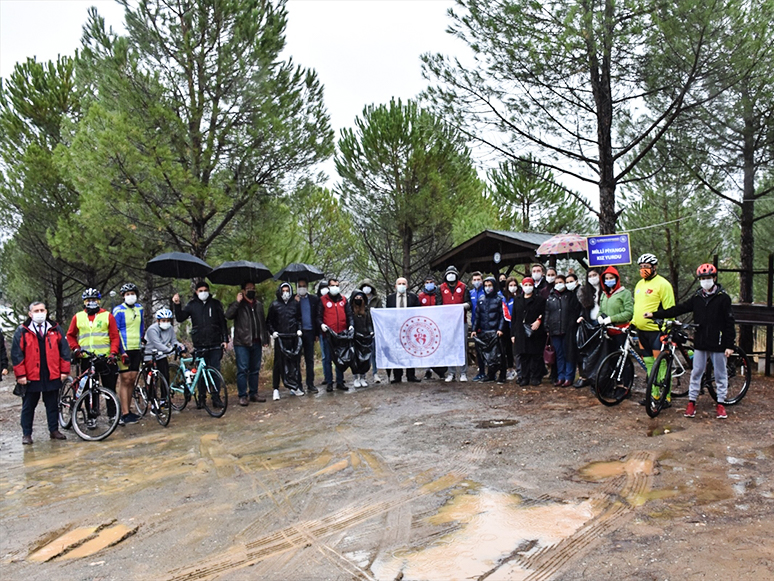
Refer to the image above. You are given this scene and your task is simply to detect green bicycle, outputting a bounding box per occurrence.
[168,347,228,418]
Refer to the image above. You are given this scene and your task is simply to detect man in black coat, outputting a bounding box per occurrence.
[267,282,304,399]
[295,277,321,393]
[385,277,421,384]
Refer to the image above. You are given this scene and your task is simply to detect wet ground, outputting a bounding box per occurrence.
[1,371,773,581]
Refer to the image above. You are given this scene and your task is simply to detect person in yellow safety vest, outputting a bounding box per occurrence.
[113,283,145,425]
[66,288,121,424]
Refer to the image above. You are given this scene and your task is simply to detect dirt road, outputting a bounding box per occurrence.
[1,374,772,580]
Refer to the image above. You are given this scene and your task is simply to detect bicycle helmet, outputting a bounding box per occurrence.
[82,287,101,300]
[155,307,174,319]
[696,263,717,276]
[120,282,139,295]
[637,253,658,266]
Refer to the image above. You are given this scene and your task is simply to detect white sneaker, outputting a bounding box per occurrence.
[360,375,369,388]
[291,388,305,396]
[445,372,454,383]
[373,373,382,384]
[459,373,468,382]
[272,389,280,401]
[506,369,517,381]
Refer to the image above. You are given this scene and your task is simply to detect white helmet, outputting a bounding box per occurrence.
[637,253,658,266]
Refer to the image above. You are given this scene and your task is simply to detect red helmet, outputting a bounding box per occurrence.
[696,263,717,276]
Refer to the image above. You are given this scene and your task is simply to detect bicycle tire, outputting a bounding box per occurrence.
[72,385,121,441]
[133,370,150,416]
[646,351,672,418]
[595,351,633,406]
[669,348,691,398]
[152,374,173,427]
[58,377,76,429]
[199,368,228,418]
[168,363,190,411]
[706,346,752,406]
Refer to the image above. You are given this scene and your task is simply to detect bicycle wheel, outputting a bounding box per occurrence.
[646,351,672,418]
[168,363,189,411]
[72,386,121,441]
[595,351,633,406]
[58,377,76,429]
[198,368,228,418]
[706,346,752,405]
[133,370,150,416]
[669,348,691,398]
[151,374,173,427]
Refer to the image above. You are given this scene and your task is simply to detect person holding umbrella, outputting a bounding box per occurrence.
[225,282,270,406]
[172,281,228,408]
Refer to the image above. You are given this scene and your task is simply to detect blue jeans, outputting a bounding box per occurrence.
[321,333,344,385]
[21,389,59,436]
[234,343,262,397]
[552,335,575,382]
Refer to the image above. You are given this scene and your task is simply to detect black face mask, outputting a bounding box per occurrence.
[354,299,364,306]
[246,290,256,300]
[499,279,507,289]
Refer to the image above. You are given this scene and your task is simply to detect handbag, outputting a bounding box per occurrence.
[523,323,534,338]
[543,339,556,366]
[13,382,27,398]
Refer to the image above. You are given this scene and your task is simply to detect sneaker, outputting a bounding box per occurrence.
[459,373,468,382]
[290,388,305,397]
[684,401,696,418]
[472,373,486,382]
[353,376,361,388]
[506,369,517,381]
[307,385,319,394]
[272,389,280,401]
[121,412,141,425]
[716,404,727,419]
[360,376,369,388]
[424,370,433,380]
[373,373,382,384]
[445,372,454,383]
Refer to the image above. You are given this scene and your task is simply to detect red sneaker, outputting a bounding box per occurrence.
[716,404,727,419]
[684,401,696,418]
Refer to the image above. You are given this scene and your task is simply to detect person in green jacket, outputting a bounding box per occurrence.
[598,266,633,349]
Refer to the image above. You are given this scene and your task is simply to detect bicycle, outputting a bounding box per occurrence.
[59,350,121,441]
[594,324,649,406]
[132,349,173,427]
[168,346,228,417]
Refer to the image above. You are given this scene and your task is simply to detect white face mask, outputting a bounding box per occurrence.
[508,285,518,293]
[521,284,534,294]
[588,276,600,287]
[700,279,715,291]
[531,271,543,282]
[31,312,47,324]
[446,273,456,283]
[566,281,578,291]
[396,284,407,294]
[85,300,100,311]
[297,287,308,296]
[282,291,291,301]
[554,283,566,292]
[124,294,137,306]
[320,288,329,296]
[362,286,372,295]
[159,321,172,330]
[198,291,209,301]
[329,286,340,296]
[472,280,482,289]
[546,275,556,284]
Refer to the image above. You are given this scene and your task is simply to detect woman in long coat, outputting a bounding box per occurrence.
[511,277,547,386]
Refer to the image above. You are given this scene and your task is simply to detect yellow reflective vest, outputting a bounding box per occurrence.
[74,310,112,355]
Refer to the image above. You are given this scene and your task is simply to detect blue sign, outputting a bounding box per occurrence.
[587,234,632,267]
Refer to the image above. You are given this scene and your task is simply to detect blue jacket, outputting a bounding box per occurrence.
[470,285,486,325]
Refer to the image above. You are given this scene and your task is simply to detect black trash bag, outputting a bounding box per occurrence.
[474,331,502,369]
[352,332,374,375]
[327,329,355,372]
[576,320,601,352]
[579,330,608,382]
[277,334,302,389]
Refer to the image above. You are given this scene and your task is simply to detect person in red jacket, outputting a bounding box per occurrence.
[418,274,447,380]
[439,265,471,382]
[11,301,71,444]
[317,277,354,391]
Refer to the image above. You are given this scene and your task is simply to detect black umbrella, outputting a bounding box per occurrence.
[207,260,273,286]
[145,252,213,279]
[273,262,324,283]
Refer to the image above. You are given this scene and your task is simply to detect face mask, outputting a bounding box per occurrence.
[246,289,257,299]
[198,291,209,301]
[446,274,457,283]
[700,279,715,291]
[329,286,340,296]
[484,286,495,294]
[296,287,307,297]
[85,301,100,311]
[546,275,556,284]
[397,284,407,294]
[508,285,518,293]
[425,283,435,292]
[159,321,172,330]
[362,286,372,295]
[472,280,482,289]
[588,276,600,287]
[554,283,566,292]
[281,291,291,301]
[354,298,364,306]
[532,271,543,282]
[566,281,578,291]
[124,294,137,306]
[31,312,47,324]
[521,285,533,294]
[604,279,616,288]
[639,267,653,279]
[499,279,507,289]
[320,288,329,296]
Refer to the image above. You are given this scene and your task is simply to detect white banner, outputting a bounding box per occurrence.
[372,304,466,369]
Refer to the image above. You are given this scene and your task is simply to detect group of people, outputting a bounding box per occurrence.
[3,251,736,444]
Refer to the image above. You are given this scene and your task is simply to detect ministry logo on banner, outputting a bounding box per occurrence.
[372,305,466,369]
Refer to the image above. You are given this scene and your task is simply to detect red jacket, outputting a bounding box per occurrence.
[11,322,72,381]
[318,294,353,333]
[66,309,121,354]
[418,291,438,306]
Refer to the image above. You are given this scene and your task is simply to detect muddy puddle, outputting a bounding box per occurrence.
[578,455,655,482]
[475,419,519,429]
[27,522,137,562]
[647,424,685,437]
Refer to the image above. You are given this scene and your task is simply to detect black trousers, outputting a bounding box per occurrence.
[392,368,416,381]
[21,389,59,436]
[301,329,316,388]
[519,353,544,383]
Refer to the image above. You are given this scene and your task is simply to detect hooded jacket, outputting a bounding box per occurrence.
[350,290,373,335]
[267,283,302,335]
[598,266,633,326]
[357,279,383,310]
[473,277,506,333]
[174,294,228,348]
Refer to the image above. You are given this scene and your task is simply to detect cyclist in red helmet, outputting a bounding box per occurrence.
[645,263,735,419]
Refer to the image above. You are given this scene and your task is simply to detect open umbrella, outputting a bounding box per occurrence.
[145,252,213,279]
[536,234,587,256]
[208,260,273,286]
[273,262,324,283]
